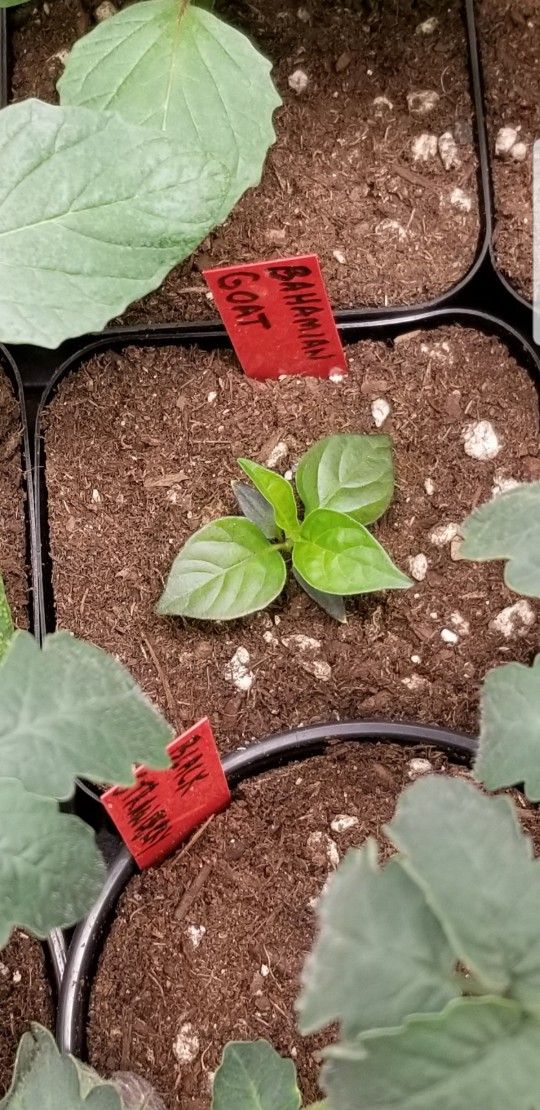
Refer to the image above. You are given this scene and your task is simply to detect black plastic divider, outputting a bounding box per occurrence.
[0,343,66,998]
[57,719,476,1057]
[0,10,7,109]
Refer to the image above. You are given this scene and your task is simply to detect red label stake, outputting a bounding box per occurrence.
[102,718,231,869]
[204,255,347,380]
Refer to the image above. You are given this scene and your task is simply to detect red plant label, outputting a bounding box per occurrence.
[102,718,230,869]
[203,255,347,380]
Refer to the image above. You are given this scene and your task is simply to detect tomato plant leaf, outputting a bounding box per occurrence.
[0,782,105,947]
[461,482,540,597]
[292,568,347,624]
[298,839,459,1037]
[293,509,411,595]
[157,517,287,620]
[296,434,394,524]
[232,481,280,540]
[386,776,540,1007]
[58,0,280,219]
[0,630,173,799]
[212,1041,301,1110]
[0,99,229,347]
[476,655,540,800]
[0,1025,121,1108]
[321,997,540,1110]
[238,459,299,538]
[0,574,14,664]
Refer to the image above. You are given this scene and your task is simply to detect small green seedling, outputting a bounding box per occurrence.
[157,434,412,622]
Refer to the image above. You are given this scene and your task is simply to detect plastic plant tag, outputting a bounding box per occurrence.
[204,255,347,379]
[102,718,230,868]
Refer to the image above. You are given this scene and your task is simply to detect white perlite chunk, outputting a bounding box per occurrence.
[186,924,206,949]
[490,600,535,639]
[407,90,440,115]
[95,0,117,19]
[333,249,346,265]
[462,420,501,460]
[491,472,520,498]
[373,95,394,112]
[371,398,391,427]
[207,391,217,403]
[376,218,407,241]
[288,68,309,94]
[265,441,288,468]
[441,628,459,645]
[417,16,438,33]
[511,141,528,162]
[224,647,254,692]
[409,553,428,581]
[495,126,519,157]
[307,831,340,869]
[282,633,321,652]
[408,758,432,777]
[450,187,472,212]
[331,814,359,834]
[329,370,345,383]
[402,674,428,691]
[297,6,310,21]
[424,477,435,496]
[430,522,460,546]
[298,657,332,682]
[411,133,437,162]
[438,132,460,170]
[450,611,470,637]
[173,1024,200,1066]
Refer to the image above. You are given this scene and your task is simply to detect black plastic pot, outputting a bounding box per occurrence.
[57,718,476,1057]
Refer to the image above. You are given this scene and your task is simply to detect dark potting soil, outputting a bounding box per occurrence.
[87,742,540,1107]
[0,935,53,1097]
[9,0,480,317]
[44,325,539,747]
[477,0,539,300]
[0,367,27,628]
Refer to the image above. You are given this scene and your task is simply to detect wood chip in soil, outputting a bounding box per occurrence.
[0,365,27,627]
[0,934,53,1097]
[44,325,540,749]
[10,0,480,319]
[477,0,539,300]
[87,742,540,1108]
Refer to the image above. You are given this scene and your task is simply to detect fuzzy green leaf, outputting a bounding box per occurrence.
[0,781,105,946]
[461,482,540,597]
[0,99,229,347]
[238,459,299,538]
[0,574,14,663]
[321,997,540,1110]
[292,569,347,624]
[212,1041,301,1110]
[0,1025,121,1108]
[293,509,411,595]
[0,630,173,799]
[157,517,286,620]
[386,776,540,1008]
[477,655,540,800]
[296,435,394,524]
[58,0,280,219]
[298,839,459,1038]
[0,0,30,7]
[232,481,280,540]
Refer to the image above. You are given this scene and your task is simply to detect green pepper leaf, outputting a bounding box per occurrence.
[157,517,287,621]
[232,481,280,540]
[0,1025,121,1108]
[476,655,540,801]
[0,574,14,664]
[293,509,411,595]
[321,997,540,1110]
[296,434,394,524]
[292,568,347,624]
[212,1041,301,1110]
[58,0,281,220]
[298,839,459,1038]
[461,482,540,598]
[0,630,173,798]
[0,782,105,946]
[238,459,299,538]
[0,100,229,347]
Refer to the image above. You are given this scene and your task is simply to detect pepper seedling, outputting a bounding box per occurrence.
[157,433,412,622]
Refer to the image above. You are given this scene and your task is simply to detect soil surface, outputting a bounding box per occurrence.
[44,324,540,748]
[0,366,27,628]
[9,0,480,317]
[477,0,539,300]
[88,742,540,1107]
[0,936,53,1096]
